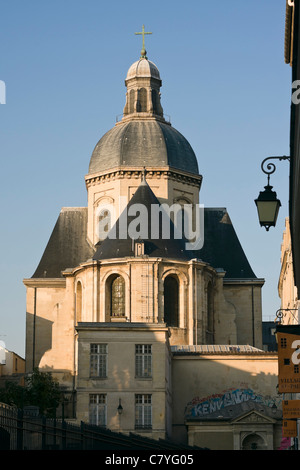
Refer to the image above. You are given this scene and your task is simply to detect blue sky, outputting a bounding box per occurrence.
[0,0,291,357]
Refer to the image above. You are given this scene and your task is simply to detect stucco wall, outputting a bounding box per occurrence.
[171,352,279,446]
[75,324,172,440]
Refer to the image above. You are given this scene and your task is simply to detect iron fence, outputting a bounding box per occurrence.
[0,402,134,450]
[0,402,201,451]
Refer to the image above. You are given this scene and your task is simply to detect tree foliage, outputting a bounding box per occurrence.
[0,380,25,409]
[0,368,61,417]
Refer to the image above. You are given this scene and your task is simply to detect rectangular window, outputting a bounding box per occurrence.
[90,344,107,378]
[135,344,152,378]
[89,394,106,426]
[280,337,287,349]
[135,394,152,429]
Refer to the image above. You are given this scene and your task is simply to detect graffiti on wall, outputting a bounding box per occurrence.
[185,388,280,418]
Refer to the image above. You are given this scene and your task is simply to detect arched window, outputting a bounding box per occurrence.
[138,88,147,112]
[110,275,125,318]
[164,275,179,327]
[76,281,82,322]
[152,89,158,114]
[129,89,135,114]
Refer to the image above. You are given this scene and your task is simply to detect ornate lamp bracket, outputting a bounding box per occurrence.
[261,156,290,185]
[275,308,298,324]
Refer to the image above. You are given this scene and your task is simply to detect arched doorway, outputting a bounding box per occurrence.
[164,275,179,327]
[242,433,266,450]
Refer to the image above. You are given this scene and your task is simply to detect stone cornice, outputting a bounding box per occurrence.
[59,257,222,278]
[117,114,168,126]
[223,278,265,286]
[76,322,170,334]
[85,166,202,189]
[172,351,277,358]
[61,257,210,277]
[23,278,66,288]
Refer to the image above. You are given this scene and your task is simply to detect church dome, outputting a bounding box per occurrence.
[88,120,199,175]
[126,58,161,81]
[88,48,199,177]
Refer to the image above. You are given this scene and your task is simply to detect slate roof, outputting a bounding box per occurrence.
[197,208,257,279]
[93,182,256,278]
[31,208,94,278]
[93,179,194,262]
[171,345,266,354]
[88,120,199,175]
[31,191,257,279]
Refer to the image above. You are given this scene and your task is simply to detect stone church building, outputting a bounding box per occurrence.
[23,43,281,449]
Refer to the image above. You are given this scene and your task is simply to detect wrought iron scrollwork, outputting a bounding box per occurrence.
[261,156,290,184]
[274,308,298,324]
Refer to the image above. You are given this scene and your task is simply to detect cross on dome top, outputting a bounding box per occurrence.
[135,25,152,59]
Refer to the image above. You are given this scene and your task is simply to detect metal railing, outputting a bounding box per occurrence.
[0,403,130,450]
[0,402,201,450]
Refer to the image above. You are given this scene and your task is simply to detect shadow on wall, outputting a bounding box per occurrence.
[26,312,53,371]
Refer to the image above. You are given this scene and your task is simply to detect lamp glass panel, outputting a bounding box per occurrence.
[256,200,280,225]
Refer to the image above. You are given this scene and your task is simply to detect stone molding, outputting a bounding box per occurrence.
[23,278,66,288]
[85,167,202,189]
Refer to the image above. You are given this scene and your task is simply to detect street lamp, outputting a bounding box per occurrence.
[255,184,281,231]
[255,156,290,230]
[117,398,123,415]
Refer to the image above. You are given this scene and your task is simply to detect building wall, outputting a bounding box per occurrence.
[85,168,201,246]
[223,281,263,348]
[72,258,239,347]
[188,424,234,450]
[0,350,25,376]
[23,268,270,446]
[287,0,300,294]
[278,217,299,324]
[24,279,76,388]
[75,324,172,440]
[186,418,282,450]
[171,351,279,446]
[23,256,264,388]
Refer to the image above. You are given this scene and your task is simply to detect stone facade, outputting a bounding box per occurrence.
[172,347,280,449]
[23,49,278,447]
[0,349,25,377]
[75,323,171,439]
[278,217,299,324]
[85,167,202,247]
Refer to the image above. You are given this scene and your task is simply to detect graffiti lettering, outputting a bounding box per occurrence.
[185,388,278,418]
